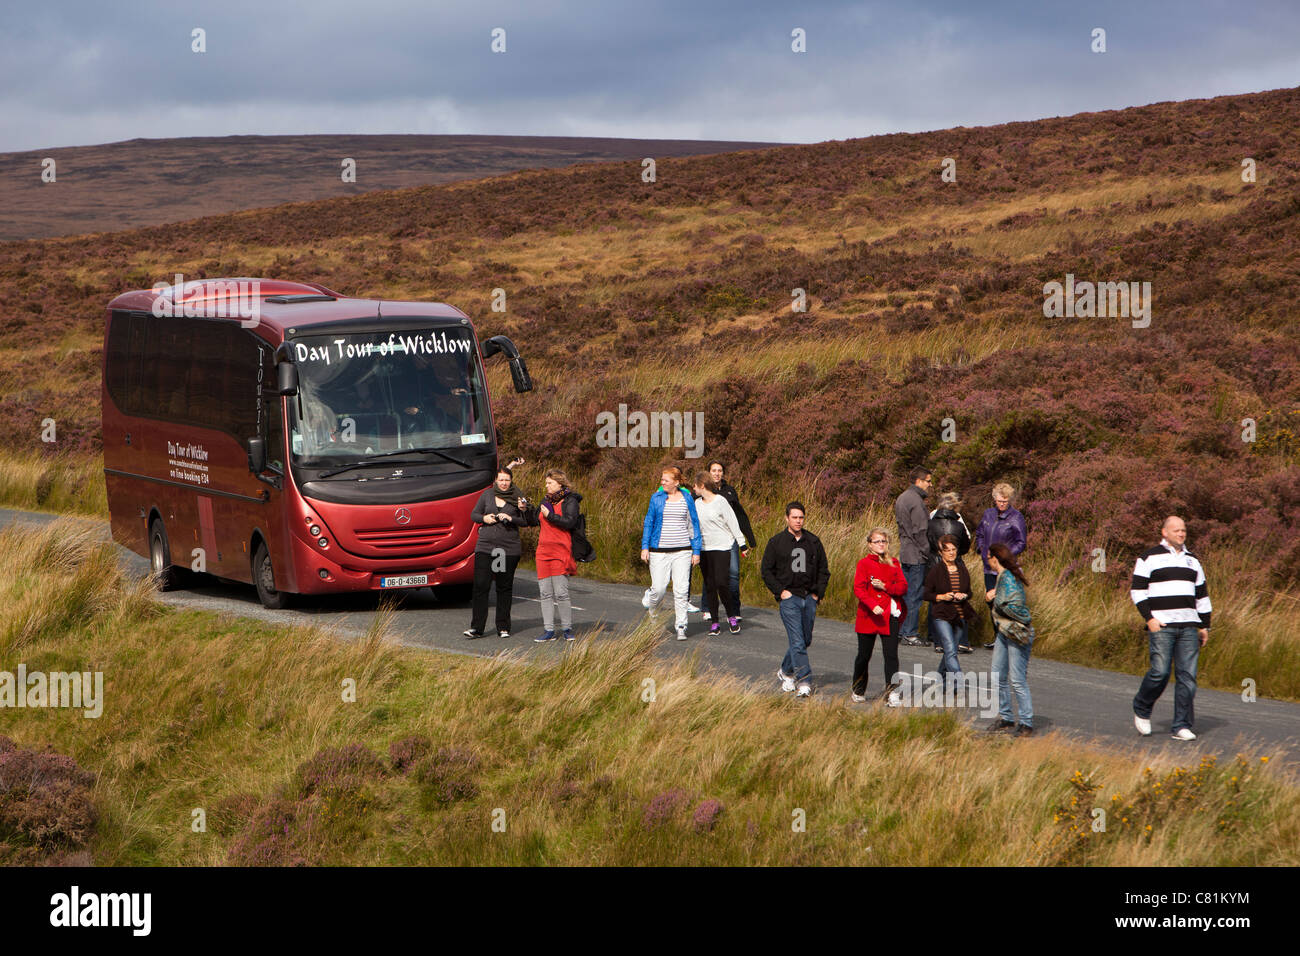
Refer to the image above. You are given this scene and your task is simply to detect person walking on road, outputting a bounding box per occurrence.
[708,459,756,618]
[923,535,976,687]
[852,527,908,705]
[1130,515,1212,741]
[762,502,830,698]
[691,472,748,635]
[640,465,703,641]
[985,543,1036,736]
[976,483,1028,648]
[465,463,536,639]
[532,469,583,643]
[894,466,933,647]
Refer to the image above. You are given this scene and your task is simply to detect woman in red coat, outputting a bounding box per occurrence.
[852,527,908,705]
[532,469,581,643]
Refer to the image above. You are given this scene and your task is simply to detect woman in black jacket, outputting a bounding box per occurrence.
[922,534,976,682]
[464,460,535,639]
[708,459,756,618]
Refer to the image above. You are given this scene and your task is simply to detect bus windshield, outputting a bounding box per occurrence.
[288,327,490,464]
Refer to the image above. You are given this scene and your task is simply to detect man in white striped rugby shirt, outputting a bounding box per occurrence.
[1130,515,1212,741]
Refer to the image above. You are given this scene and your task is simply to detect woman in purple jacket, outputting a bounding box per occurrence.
[975,482,1027,648]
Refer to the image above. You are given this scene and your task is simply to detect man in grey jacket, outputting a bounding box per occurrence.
[894,466,933,646]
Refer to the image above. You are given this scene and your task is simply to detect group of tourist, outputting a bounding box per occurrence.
[466,457,1213,742]
[462,457,591,644]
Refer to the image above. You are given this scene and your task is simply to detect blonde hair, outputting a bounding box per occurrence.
[545,468,570,490]
[937,491,962,510]
[992,482,1015,502]
[866,527,896,565]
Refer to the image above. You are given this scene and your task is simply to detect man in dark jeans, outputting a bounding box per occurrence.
[761,502,830,698]
[1130,515,1212,741]
[893,466,933,646]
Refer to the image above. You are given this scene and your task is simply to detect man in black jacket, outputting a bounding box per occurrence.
[761,502,830,698]
[709,460,756,617]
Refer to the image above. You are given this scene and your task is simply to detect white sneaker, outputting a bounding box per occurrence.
[887,690,903,708]
[676,627,687,641]
[797,683,813,698]
[1172,727,1197,741]
[850,692,866,703]
[702,611,711,621]
[641,589,654,609]
[777,669,796,693]
[686,602,700,613]
[1134,714,1152,736]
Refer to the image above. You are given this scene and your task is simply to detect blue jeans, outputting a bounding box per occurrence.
[778,594,817,683]
[901,563,926,639]
[1133,625,1200,732]
[991,632,1033,727]
[729,543,741,611]
[930,617,965,679]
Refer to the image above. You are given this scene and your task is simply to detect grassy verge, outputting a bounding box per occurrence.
[1,521,1296,865]
[0,451,106,517]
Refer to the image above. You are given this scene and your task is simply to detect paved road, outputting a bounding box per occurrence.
[5,508,1297,769]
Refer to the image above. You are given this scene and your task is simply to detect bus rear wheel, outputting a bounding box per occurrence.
[149,519,183,591]
[253,541,291,610]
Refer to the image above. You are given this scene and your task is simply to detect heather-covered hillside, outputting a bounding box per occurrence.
[2,87,1298,663]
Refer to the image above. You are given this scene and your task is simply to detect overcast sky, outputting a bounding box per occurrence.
[3,0,1297,152]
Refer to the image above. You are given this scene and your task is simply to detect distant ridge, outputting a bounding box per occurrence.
[0,133,784,240]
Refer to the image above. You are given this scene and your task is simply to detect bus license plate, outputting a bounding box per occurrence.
[380,574,429,588]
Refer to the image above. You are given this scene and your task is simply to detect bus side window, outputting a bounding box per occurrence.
[124,313,150,414]
[105,311,131,409]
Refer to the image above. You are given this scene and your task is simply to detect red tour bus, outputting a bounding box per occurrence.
[101,278,532,607]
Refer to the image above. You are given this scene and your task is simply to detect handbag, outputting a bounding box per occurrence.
[570,511,596,563]
[992,604,1033,645]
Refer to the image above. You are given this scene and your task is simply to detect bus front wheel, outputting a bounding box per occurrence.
[149,519,183,591]
[253,541,291,610]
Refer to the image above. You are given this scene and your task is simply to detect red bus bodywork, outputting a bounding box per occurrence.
[102,278,525,603]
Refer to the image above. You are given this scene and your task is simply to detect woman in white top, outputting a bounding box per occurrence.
[691,472,749,634]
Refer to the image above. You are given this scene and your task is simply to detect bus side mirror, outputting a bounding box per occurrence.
[247,436,267,474]
[508,356,533,393]
[277,362,299,396]
[481,335,532,393]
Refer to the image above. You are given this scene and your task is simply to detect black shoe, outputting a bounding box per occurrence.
[901,636,923,646]
[957,644,973,654]
[983,641,996,649]
[463,628,484,639]
[1014,725,1034,737]
[987,718,1016,733]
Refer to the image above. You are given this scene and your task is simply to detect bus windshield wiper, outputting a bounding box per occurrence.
[316,445,471,478]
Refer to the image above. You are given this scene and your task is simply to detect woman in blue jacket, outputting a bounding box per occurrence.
[640,465,702,640]
[985,542,1035,736]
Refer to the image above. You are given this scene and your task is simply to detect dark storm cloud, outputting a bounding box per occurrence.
[1,0,1297,150]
